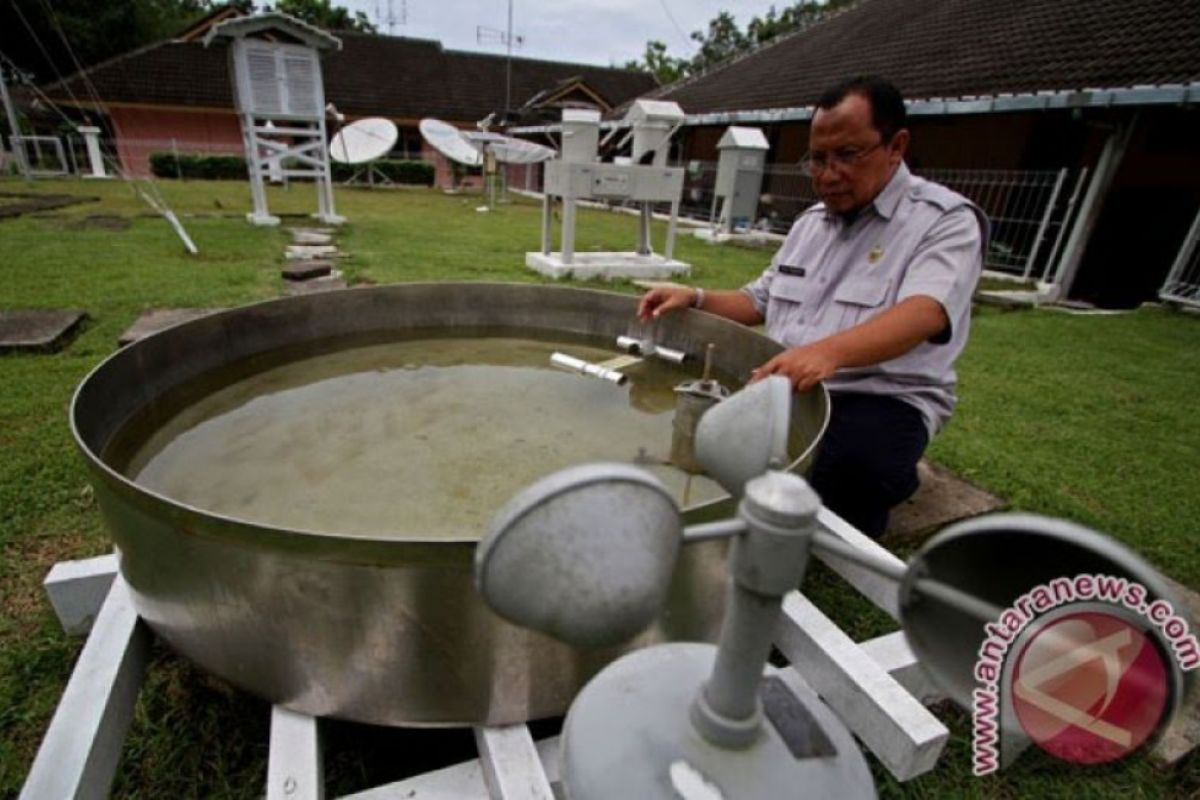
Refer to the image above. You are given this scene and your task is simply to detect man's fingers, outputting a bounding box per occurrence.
[636,290,661,320]
[750,357,781,383]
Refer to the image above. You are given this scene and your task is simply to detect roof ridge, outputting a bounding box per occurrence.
[438,46,649,75]
[650,0,870,100]
[40,37,177,95]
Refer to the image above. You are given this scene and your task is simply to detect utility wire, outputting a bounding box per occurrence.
[656,0,694,52]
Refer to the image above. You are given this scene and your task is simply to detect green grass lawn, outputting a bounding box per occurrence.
[0,177,1197,797]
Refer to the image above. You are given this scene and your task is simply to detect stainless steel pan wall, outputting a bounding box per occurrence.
[71,283,829,726]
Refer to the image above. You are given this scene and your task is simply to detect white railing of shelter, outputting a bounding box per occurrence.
[1159,204,1200,308]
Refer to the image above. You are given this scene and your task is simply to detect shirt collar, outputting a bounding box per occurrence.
[821,161,910,224]
[871,161,910,221]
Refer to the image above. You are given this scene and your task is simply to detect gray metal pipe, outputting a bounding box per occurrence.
[549,352,628,385]
[615,335,687,365]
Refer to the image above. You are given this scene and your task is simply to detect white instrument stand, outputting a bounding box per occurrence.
[22,509,950,799]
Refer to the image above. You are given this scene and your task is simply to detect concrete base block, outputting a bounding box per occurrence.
[885,459,1006,542]
[118,308,223,347]
[290,231,332,245]
[692,228,784,247]
[283,274,347,296]
[248,212,281,227]
[282,261,333,281]
[1150,575,1200,766]
[526,251,691,280]
[0,310,87,353]
[286,244,339,260]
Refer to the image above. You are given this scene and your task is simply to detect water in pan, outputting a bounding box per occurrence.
[123,334,733,540]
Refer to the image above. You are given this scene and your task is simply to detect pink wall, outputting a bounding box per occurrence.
[109,107,243,176]
[424,141,484,191]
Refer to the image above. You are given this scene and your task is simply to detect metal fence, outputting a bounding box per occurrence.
[662,161,1090,281]
[1159,204,1200,308]
[9,134,70,176]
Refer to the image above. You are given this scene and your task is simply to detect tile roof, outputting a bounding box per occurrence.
[656,0,1200,114]
[43,32,657,122]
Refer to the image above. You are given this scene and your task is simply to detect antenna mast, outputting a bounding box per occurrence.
[475,1,523,121]
[375,0,407,35]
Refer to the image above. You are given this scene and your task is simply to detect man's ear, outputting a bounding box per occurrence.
[889,129,911,164]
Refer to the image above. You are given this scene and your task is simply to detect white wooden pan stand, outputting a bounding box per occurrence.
[23,508,949,799]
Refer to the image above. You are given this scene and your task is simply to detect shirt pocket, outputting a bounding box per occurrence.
[832,276,891,329]
[833,277,889,307]
[767,274,808,304]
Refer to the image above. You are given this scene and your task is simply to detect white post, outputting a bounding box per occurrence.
[244,115,279,226]
[267,707,324,800]
[314,118,344,225]
[20,578,149,800]
[1046,117,1137,300]
[265,121,284,184]
[77,126,109,179]
[665,198,680,261]
[1160,203,1200,304]
[0,66,30,179]
[561,197,576,264]
[1020,168,1065,280]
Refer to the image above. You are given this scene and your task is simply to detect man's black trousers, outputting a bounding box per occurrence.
[808,391,929,539]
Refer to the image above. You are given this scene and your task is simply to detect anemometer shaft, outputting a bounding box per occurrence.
[691,472,821,749]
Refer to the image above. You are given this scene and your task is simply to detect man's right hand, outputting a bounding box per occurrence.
[637,286,696,321]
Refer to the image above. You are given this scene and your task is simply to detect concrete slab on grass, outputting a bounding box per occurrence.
[0,310,87,353]
[692,228,784,247]
[885,459,1006,542]
[526,251,691,280]
[282,260,333,281]
[290,230,332,245]
[283,274,347,295]
[974,290,1043,308]
[118,308,223,346]
[1151,576,1200,766]
[286,244,339,260]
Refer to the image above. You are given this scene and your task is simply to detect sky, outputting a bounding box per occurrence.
[341,1,788,67]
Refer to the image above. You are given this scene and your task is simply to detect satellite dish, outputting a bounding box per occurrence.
[419,118,483,167]
[466,131,556,164]
[330,117,398,165]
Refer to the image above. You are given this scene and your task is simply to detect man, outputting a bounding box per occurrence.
[638,76,986,538]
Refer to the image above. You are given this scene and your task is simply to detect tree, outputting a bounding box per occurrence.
[266,0,376,33]
[623,1,860,84]
[0,0,217,82]
[687,11,749,75]
[623,40,690,85]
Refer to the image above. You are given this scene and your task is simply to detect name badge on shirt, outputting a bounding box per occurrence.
[778,264,806,277]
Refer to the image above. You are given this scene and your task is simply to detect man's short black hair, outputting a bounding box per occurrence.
[817,76,907,142]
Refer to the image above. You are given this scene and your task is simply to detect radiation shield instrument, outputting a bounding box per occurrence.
[329,117,398,164]
[474,376,1191,798]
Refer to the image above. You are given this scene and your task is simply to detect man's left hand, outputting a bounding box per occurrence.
[750,342,842,392]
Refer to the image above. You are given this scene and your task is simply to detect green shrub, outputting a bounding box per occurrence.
[150,152,247,180]
[330,158,435,185]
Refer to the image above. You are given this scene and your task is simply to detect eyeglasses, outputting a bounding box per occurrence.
[799,141,885,177]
